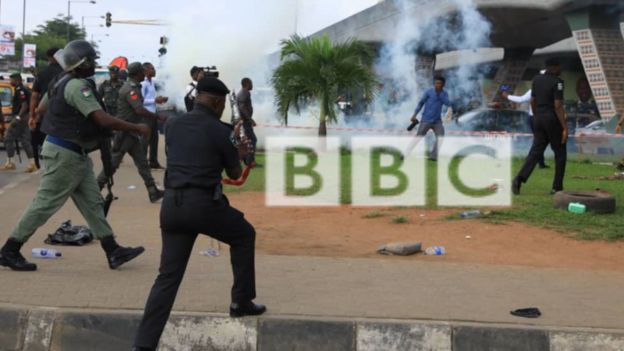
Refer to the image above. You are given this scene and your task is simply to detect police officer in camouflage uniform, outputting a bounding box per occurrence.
[96,62,165,203]
[0,40,147,272]
[97,66,123,116]
[0,73,37,172]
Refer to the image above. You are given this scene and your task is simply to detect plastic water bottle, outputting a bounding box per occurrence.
[460,210,481,219]
[200,247,220,257]
[32,248,62,259]
[425,246,445,256]
[568,202,586,214]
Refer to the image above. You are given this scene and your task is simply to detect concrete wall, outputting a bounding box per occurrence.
[2,305,624,351]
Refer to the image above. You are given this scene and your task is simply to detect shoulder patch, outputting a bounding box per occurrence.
[557,82,564,91]
[129,90,139,101]
[80,87,93,98]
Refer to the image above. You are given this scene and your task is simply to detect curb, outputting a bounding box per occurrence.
[1,305,624,350]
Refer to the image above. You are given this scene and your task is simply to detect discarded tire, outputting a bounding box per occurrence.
[553,189,616,214]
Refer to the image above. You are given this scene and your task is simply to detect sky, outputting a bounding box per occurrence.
[1,0,378,65]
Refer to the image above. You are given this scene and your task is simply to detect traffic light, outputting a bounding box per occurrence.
[105,12,112,27]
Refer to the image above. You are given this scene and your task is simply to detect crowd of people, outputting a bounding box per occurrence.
[0,40,264,351]
[2,35,624,350]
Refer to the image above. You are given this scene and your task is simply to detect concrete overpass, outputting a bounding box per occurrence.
[313,0,624,119]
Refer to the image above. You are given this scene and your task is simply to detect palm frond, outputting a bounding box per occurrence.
[272,34,378,130]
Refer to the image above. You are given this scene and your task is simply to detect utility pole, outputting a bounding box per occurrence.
[67,0,71,41]
[294,0,298,34]
[22,0,26,38]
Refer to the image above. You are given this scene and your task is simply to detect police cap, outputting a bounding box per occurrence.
[196,77,230,96]
[127,62,143,76]
[545,57,561,67]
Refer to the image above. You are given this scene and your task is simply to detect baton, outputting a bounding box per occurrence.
[222,166,252,186]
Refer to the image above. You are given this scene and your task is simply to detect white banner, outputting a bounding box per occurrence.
[23,43,36,68]
[0,25,16,56]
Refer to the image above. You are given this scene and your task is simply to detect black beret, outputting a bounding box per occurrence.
[197,77,230,96]
[127,62,143,76]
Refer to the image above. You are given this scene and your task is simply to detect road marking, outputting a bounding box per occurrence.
[0,171,39,197]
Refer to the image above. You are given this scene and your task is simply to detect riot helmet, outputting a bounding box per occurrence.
[54,40,99,77]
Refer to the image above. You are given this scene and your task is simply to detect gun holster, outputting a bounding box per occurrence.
[212,184,223,201]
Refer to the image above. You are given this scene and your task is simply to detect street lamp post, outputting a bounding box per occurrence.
[67,0,96,42]
[22,0,26,38]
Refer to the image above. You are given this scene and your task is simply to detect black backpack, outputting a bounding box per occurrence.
[45,220,94,246]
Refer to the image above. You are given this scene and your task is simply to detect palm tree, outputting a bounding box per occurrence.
[272,34,377,136]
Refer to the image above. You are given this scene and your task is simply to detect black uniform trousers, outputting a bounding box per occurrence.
[242,121,257,165]
[134,188,256,349]
[527,115,546,167]
[142,118,160,164]
[517,114,567,191]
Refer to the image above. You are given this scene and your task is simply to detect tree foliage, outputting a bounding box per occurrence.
[271,34,377,136]
[13,15,87,68]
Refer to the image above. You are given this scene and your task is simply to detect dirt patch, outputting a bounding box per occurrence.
[229,192,624,272]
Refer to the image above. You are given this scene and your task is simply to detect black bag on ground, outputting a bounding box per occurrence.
[45,220,94,246]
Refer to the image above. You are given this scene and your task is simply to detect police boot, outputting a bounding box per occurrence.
[146,184,164,203]
[229,300,267,318]
[0,238,37,271]
[0,161,16,171]
[101,236,145,270]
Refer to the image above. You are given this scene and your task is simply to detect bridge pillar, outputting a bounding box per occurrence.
[490,47,535,103]
[567,7,624,121]
[414,54,436,91]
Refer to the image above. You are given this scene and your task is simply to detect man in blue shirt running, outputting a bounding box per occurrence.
[410,76,451,160]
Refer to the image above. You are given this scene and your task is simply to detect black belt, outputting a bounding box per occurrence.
[46,135,87,155]
[167,184,223,201]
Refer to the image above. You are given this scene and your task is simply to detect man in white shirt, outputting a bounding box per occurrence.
[503,87,548,169]
[184,66,205,112]
[141,62,168,169]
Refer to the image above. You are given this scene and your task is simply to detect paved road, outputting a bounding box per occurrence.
[0,149,623,331]
[0,152,37,190]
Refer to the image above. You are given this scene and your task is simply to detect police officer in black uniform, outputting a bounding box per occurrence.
[513,58,568,195]
[133,77,265,351]
[29,47,63,169]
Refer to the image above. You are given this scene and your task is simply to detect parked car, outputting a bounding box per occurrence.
[444,109,534,155]
[574,117,623,156]
[447,108,532,134]
[575,119,606,135]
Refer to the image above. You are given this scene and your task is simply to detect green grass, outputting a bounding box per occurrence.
[391,215,409,224]
[363,210,386,219]
[225,153,624,241]
[491,158,624,241]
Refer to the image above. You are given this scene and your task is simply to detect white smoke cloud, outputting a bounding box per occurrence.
[158,2,294,108]
[154,0,492,146]
[366,0,492,130]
